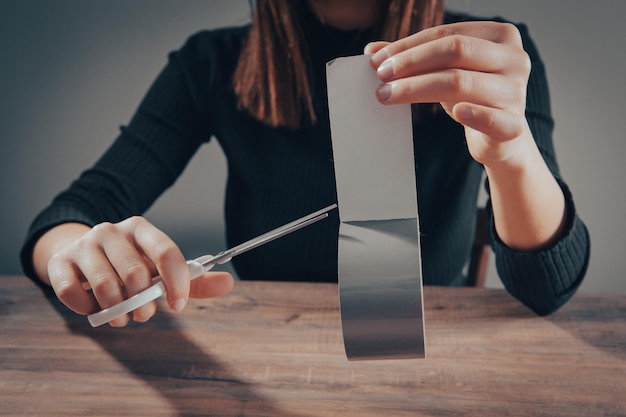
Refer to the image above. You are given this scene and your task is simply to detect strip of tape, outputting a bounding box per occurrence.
[327,55,425,360]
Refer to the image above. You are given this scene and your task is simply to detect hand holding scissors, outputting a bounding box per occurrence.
[87,204,337,327]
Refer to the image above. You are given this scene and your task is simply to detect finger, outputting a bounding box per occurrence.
[372,21,522,67]
[364,41,390,56]
[453,102,526,142]
[126,217,190,313]
[48,253,99,316]
[376,70,521,110]
[189,271,235,299]
[375,35,528,83]
[101,234,157,323]
[73,247,130,327]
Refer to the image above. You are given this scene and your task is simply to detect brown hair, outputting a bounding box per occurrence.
[233,0,445,129]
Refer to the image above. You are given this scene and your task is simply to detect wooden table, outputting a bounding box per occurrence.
[1,275,624,416]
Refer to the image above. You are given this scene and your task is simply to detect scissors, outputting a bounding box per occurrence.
[87,204,337,327]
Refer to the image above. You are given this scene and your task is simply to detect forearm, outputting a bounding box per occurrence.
[32,223,91,285]
[485,133,566,251]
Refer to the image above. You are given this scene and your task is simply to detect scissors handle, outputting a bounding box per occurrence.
[87,259,208,327]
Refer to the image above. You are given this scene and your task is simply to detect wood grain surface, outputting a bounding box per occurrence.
[1,276,625,416]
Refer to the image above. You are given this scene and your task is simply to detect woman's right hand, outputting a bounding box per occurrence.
[33,217,234,327]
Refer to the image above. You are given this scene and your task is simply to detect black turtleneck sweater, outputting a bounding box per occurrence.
[21,10,590,315]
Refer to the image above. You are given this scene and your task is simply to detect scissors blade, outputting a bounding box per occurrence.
[198,203,337,270]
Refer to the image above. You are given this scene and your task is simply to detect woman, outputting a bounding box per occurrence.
[21,0,590,327]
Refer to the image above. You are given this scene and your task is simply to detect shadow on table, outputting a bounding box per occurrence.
[547,292,626,361]
[41,290,310,417]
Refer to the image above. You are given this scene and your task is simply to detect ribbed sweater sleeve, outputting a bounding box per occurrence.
[486,22,590,315]
[490,181,590,315]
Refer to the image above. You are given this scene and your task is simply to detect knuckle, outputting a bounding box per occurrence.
[518,51,532,76]
[90,272,120,295]
[501,22,520,38]
[124,262,148,278]
[449,70,474,95]
[74,237,97,256]
[54,279,76,304]
[498,22,522,44]
[394,50,413,72]
[90,221,116,238]
[119,216,147,233]
[126,215,146,227]
[444,35,472,61]
[48,253,76,285]
[83,223,116,248]
[433,24,457,40]
[122,262,150,286]
[47,255,79,302]
[152,242,181,264]
[47,251,65,273]
[385,40,403,57]
[508,75,528,106]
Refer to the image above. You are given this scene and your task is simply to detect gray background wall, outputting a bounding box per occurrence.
[1,1,624,292]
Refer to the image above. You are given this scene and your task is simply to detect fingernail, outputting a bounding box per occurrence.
[376,84,392,102]
[172,298,186,312]
[456,105,474,122]
[371,48,389,67]
[377,60,394,81]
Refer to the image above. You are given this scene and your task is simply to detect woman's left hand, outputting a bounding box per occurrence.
[366,21,533,168]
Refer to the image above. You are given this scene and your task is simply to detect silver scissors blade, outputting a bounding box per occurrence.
[198,203,338,270]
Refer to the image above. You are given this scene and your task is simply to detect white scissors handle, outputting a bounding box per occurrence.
[87,260,205,327]
[87,204,337,327]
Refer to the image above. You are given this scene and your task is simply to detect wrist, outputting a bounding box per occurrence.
[482,133,566,251]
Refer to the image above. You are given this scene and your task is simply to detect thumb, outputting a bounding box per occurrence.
[189,271,235,299]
